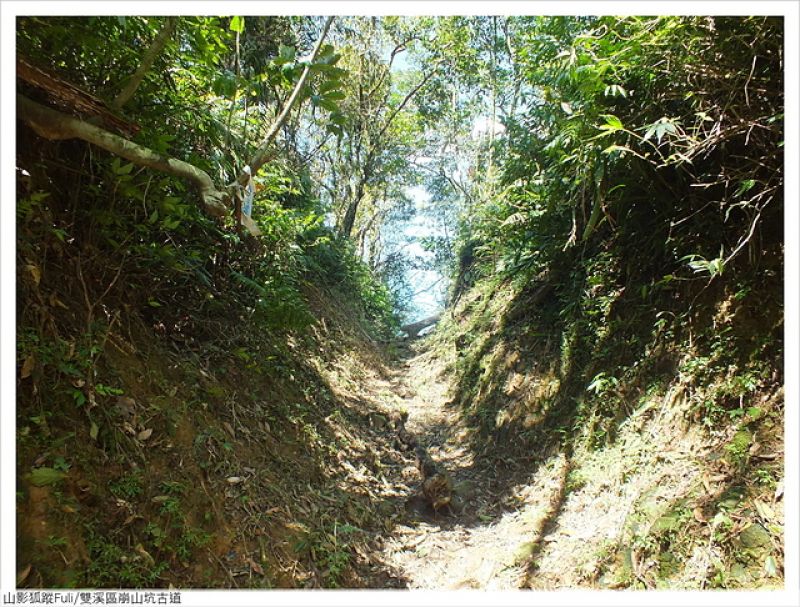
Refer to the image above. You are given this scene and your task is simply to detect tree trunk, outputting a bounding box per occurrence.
[233,16,334,188]
[112,17,178,110]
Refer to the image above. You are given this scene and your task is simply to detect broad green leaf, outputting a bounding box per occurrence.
[599,114,623,131]
[229,16,245,34]
[30,467,65,487]
[318,98,339,112]
[319,80,342,94]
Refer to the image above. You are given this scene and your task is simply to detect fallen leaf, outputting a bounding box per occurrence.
[17,564,32,586]
[774,481,784,501]
[137,428,153,441]
[90,421,99,441]
[20,355,35,379]
[247,557,264,575]
[26,263,41,286]
[693,507,707,523]
[48,293,68,309]
[226,476,243,485]
[123,514,139,526]
[223,421,236,437]
[754,499,775,522]
[764,555,778,577]
[151,495,171,503]
[135,543,155,565]
[114,396,136,416]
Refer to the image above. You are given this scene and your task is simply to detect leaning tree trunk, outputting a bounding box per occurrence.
[17,94,228,216]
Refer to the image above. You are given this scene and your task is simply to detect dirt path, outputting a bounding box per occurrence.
[374,340,568,589]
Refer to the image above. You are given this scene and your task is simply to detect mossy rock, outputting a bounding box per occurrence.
[725,428,753,464]
[737,523,772,550]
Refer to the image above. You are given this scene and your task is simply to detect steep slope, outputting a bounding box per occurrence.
[16,241,405,588]
[412,270,784,589]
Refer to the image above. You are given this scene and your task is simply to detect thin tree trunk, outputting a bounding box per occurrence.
[233,16,334,187]
[112,17,177,110]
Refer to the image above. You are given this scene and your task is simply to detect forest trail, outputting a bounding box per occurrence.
[372,338,566,589]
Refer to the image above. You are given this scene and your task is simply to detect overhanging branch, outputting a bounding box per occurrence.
[18,94,228,216]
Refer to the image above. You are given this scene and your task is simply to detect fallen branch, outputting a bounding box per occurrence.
[400,313,442,338]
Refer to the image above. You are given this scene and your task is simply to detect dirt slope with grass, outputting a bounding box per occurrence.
[387,275,784,590]
[17,273,409,588]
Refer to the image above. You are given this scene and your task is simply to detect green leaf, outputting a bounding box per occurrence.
[72,390,86,407]
[308,64,346,78]
[318,98,339,112]
[90,421,99,441]
[603,84,627,98]
[735,179,756,197]
[319,80,342,95]
[602,144,632,155]
[229,16,245,34]
[599,114,623,132]
[746,406,763,419]
[30,467,66,487]
[279,44,296,62]
[644,117,679,143]
[560,101,573,115]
